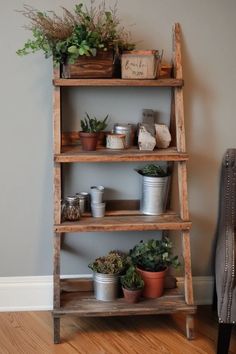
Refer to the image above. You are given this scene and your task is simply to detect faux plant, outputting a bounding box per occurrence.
[129,237,180,272]
[88,250,128,274]
[137,164,169,177]
[16,1,135,65]
[81,113,109,133]
[121,266,144,290]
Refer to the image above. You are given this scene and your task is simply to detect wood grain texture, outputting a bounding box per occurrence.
[53,78,184,87]
[54,163,61,224]
[62,51,114,79]
[54,213,191,233]
[53,288,196,317]
[1,307,235,353]
[182,231,194,305]
[55,146,189,163]
[173,23,183,80]
[178,162,189,221]
[53,67,61,154]
[53,233,61,309]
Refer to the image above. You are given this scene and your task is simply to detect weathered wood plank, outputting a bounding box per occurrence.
[186,314,195,340]
[53,288,196,317]
[54,213,191,233]
[173,23,186,152]
[178,162,189,221]
[182,231,194,305]
[53,233,61,309]
[53,78,184,87]
[173,23,183,80]
[54,163,61,224]
[55,146,189,162]
[53,68,61,154]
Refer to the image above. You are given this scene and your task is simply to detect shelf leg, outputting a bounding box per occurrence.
[53,316,61,344]
[186,314,195,340]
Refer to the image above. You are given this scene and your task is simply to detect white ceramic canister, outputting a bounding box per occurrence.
[106,133,126,149]
[91,202,106,217]
[90,186,104,204]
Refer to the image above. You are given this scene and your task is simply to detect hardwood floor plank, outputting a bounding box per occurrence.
[0,307,235,354]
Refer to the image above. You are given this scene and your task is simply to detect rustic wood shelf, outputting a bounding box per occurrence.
[54,288,196,317]
[52,24,195,344]
[53,78,184,87]
[54,279,196,317]
[54,213,191,233]
[55,146,189,163]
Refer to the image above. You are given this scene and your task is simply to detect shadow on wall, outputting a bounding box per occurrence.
[181,32,220,275]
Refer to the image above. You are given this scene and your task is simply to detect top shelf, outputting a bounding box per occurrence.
[53,78,184,88]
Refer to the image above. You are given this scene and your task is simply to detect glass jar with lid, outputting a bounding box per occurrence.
[61,196,81,221]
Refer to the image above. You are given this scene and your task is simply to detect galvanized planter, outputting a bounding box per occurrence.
[93,272,119,301]
[140,175,170,215]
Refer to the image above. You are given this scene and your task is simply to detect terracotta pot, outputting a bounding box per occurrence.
[79,132,98,151]
[137,267,167,298]
[97,131,106,147]
[122,287,143,303]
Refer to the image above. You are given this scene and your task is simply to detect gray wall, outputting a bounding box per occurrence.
[1,0,235,276]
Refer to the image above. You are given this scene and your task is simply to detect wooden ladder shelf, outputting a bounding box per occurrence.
[52,23,196,344]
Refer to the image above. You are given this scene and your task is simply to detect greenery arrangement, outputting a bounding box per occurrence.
[88,250,128,274]
[129,237,180,272]
[121,266,144,290]
[137,164,169,177]
[81,112,109,133]
[16,1,135,65]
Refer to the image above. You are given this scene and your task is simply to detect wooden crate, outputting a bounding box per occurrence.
[121,50,161,79]
[62,51,114,79]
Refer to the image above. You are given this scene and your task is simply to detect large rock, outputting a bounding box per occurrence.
[155,124,171,149]
[138,124,156,151]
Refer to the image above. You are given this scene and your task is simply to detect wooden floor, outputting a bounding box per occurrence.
[0,306,235,354]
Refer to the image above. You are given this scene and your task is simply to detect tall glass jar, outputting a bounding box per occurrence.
[61,196,81,221]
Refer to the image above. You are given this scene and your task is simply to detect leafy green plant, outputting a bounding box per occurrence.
[16,1,135,65]
[137,164,169,177]
[80,113,109,133]
[129,237,180,272]
[88,250,128,274]
[121,266,144,290]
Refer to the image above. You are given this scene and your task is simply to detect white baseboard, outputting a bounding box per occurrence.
[0,275,214,312]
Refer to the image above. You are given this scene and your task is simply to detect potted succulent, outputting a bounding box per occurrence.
[16,2,135,77]
[136,164,170,215]
[88,250,128,301]
[129,237,180,298]
[121,266,144,303]
[80,113,108,151]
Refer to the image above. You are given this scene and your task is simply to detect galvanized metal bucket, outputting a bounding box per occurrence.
[140,175,170,215]
[94,272,119,301]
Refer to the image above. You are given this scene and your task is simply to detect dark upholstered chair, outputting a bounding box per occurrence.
[215,149,236,354]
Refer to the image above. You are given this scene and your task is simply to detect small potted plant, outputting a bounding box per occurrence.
[80,113,108,151]
[129,237,180,298]
[88,250,128,301]
[136,164,170,215]
[121,266,144,303]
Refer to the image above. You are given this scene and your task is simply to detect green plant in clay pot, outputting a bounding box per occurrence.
[80,112,109,151]
[88,250,128,301]
[129,237,180,298]
[121,265,144,303]
[16,1,135,73]
[136,164,170,215]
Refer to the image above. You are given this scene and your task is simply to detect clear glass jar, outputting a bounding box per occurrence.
[61,196,81,221]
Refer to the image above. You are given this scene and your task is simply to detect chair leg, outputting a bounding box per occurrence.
[217,323,233,354]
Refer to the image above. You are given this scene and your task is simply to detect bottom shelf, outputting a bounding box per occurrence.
[53,279,196,317]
